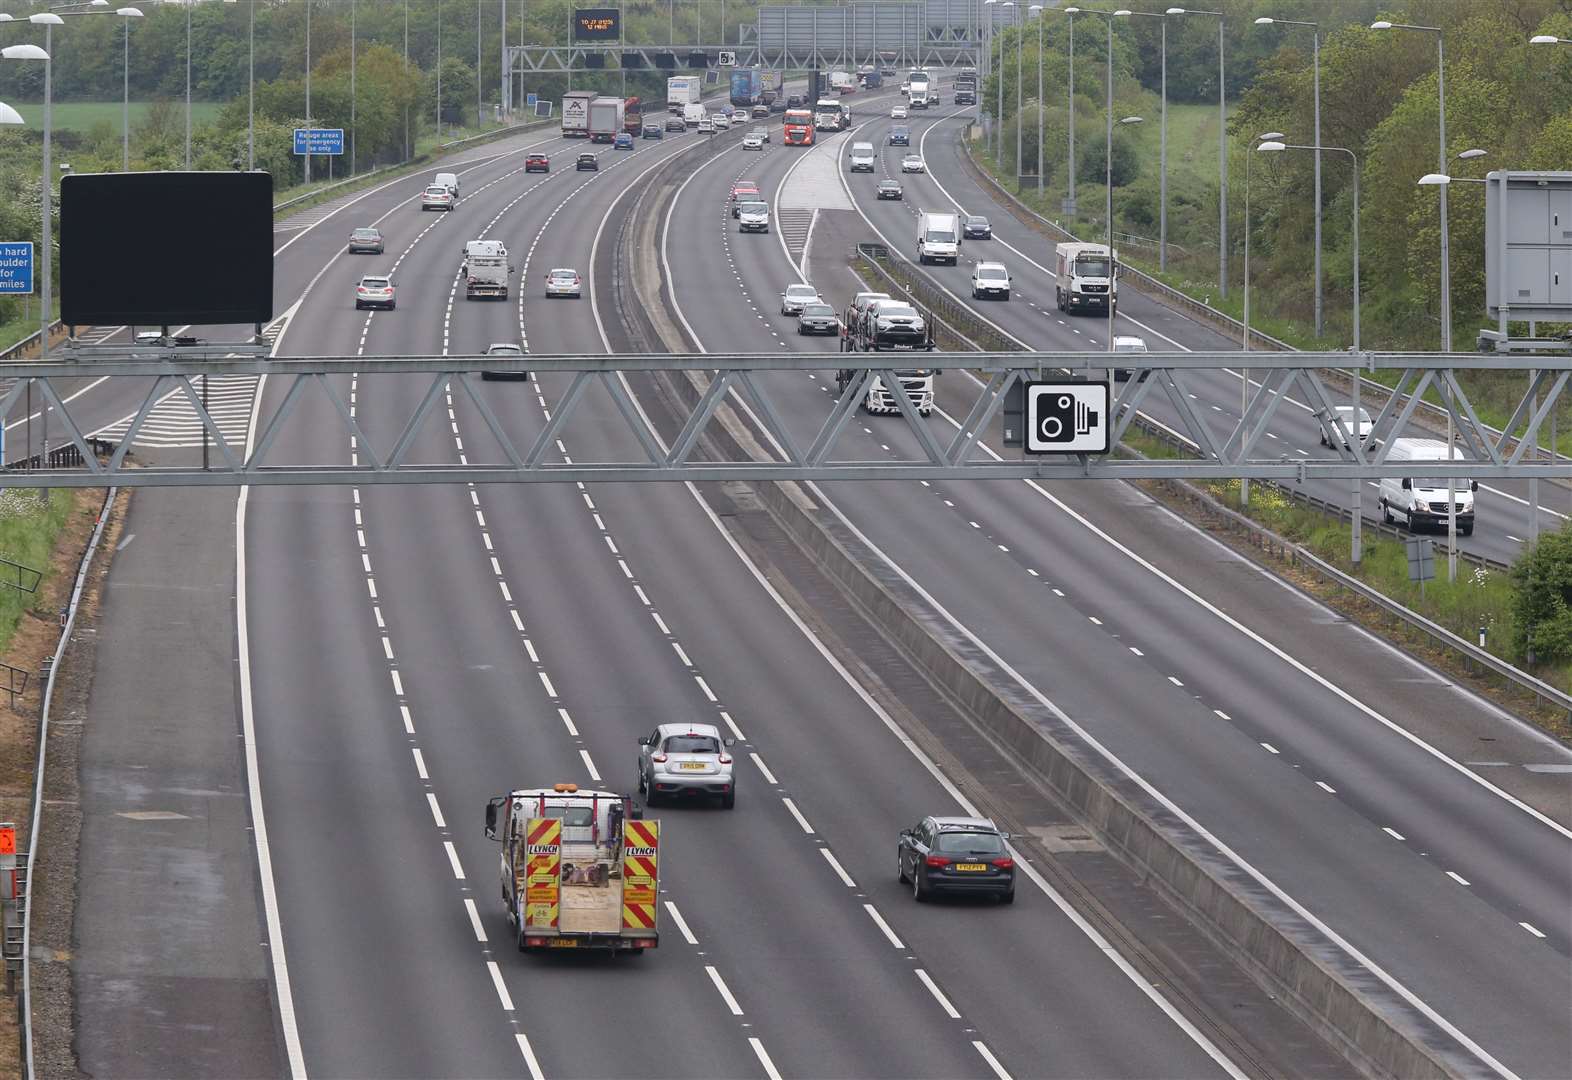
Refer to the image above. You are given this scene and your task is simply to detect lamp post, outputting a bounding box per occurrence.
[248,0,254,169]
[1117,10,1168,269]
[304,0,312,183]
[1530,34,1571,45]
[1067,7,1076,214]
[1014,1,1024,190]
[1371,20,1448,350]
[1264,138,1363,561]
[351,0,356,172]
[1240,131,1284,507]
[1169,7,1226,296]
[185,0,191,167]
[1062,6,1128,331]
[1029,4,1042,195]
[1255,16,1321,337]
[997,2,1014,164]
[117,6,142,171]
[4,36,53,362]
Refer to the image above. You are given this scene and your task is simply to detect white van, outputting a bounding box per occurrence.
[1378,437,1477,536]
[849,142,876,172]
[434,171,460,196]
[683,103,707,127]
[916,211,960,265]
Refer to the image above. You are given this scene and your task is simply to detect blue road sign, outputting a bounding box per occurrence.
[0,242,33,295]
[526,93,538,106]
[293,128,345,155]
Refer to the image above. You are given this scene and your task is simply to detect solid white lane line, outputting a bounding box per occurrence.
[782,797,814,834]
[487,961,515,1011]
[1520,922,1546,938]
[464,898,488,942]
[664,901,699,945]
[750,752,779,785]
[516,1035,546,1080]
[915,969,961,1019]
[443,841,465,879]
[426,793,446,828]
[1446,871,1471,886]
[820,848,856,887]
[1383,827,1407,841]
[579,749,602,782]
[705,965,745,1015]
[749,1038,784,1080]
[974,1041,1012,1080]
[863,904,905,948]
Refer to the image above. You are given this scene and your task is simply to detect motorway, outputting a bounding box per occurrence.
[237,112,1246,1078]
[660,86,1572,1079]
[51,79,1571,1079]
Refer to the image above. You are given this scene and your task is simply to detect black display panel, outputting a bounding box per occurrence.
[573,8,619,42]
[60,171,273,327]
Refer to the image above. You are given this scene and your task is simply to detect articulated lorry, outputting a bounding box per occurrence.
[461,240,514,300]
[588,96,625,143]
[561,90,596,137]
[667,75,702,112]
[729,67,765,107]
[485,783,661,953]
[1054,242,1117,314]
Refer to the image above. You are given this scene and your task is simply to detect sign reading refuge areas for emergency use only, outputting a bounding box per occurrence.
[293,128,345,155]
[1025,382,1111,454]
[0,243,33,295]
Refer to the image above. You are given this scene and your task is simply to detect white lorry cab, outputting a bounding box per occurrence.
[1054,242,1116,314]
[485,784,660,953]
[1378,438,1477,536]
[917,212,961,265]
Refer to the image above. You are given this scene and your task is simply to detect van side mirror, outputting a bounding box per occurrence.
[1401,478,1412,490]
[484,796,506,840]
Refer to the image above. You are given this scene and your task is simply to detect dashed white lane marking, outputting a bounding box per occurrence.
[1129,646,1144,656]
[864,904,906,948]
[750,1038,784,1080]
[1520,922,1546,938]
[664,901,700,945]
[1088,616,1102,626]
[782,797,814,834]
[486,961,516,1011]
[974,1041,1014,1080]
[426,792,446,828]
[412,747,429,779]
[516,1034,546,1080]
[463,898,488,942]
[1167,675,1184,687]
[1383,827,1407,841]
[750,752,779,785]
[915,969,962,1019]
[1315,781,1337,794]
[1214,710,1231,720]
[579,748,602,782]
[820,847,856,887]
[706,965,745,1015]
[1446,871,1471,886]
[443,840,465,879]
[1261,743,1281,754]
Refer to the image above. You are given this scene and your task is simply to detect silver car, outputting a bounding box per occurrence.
[544,268,582,298]
[480,342,528,381]
[780,282,820,315]
[638,722,737,808]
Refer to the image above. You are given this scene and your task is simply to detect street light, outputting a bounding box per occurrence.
[1238,130,1283,508]
[1371,19,1450,350]
[1167,7,1227,297]
[1255,16,1322,337]
[1530,34,1570,45]
[1108,115,1141,355]
[4,37,53,360]
[1015,1,1024,191]
[1117,9,1168,269]
[1029,5,1043,194]
[1263,138,1364,562]
[0,101,22,126]
[114,6,142,171]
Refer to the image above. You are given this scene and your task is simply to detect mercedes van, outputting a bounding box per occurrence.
[1378,437,1477,536]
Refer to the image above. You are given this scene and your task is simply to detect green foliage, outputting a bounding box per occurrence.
[1512,528,1572,664]
[0,490,74,656]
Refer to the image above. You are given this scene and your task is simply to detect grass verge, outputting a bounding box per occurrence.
[1122,430,1571,740]
[0,489,76,654]
[6,101,225,134]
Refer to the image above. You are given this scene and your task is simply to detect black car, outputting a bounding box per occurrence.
[876,179,903,200]
[888,126,910,146]
[786,94,805,109]
[899,816,1015,902]
[576,152,599,171]
[963,215,992,240]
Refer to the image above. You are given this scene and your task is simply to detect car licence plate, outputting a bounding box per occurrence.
[953,863,987,872]
[680,762,707,770]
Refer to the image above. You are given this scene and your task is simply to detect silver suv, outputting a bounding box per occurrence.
[637,722,737,808]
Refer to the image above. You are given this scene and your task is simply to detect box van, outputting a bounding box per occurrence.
[683,103,707,127]
[917,212,960,265]
[434,171,460,196]
[848,142,876,172]
[1378,437,1477,536]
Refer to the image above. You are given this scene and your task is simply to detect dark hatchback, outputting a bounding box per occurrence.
[963,215,992,239]
[576,152,599,171]
[876,179,903,200]
[898,816,1015,903]
[888,125,910,146]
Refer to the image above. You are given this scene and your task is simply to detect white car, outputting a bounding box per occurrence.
[544,267,582,298]
[970,261,1011,300]
[890,104,908,119]
[1321,405,1374,448]
[638,722,737,808]
[900,154,925,173]
[421,184,454,211]
[742,133,764,151]
[780,282,821,315]
[480,342,528,381]
[712,113,730,130]
[1111,334,1148,380]
[354,275,396,310]
[697,117,716,133]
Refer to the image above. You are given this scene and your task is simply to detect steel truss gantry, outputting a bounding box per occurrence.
[506,44,766,74]
[2,351,1569,488]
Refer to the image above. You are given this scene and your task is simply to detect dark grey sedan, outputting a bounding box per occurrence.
[898,815,1015,903]
[797,302,840,335]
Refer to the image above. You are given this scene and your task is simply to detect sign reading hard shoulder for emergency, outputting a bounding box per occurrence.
[1025,382,1111,454]
[523,817,561,928]
[620,819,659,931]
[0,243,33,295]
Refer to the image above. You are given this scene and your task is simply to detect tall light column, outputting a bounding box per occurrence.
[1257,17,1321,336]
[1240,131,1283,507]
[1015,1,1023,189]
[120,7,144,171]
[1170,8,1226,295]
[350,0,356,172]
[2,41,50,358]
[1067,8,1075,214]
[304,0,312,183]
[1030,4,1042,194]
[1372,20,1448,350]
[248,0,254,169]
